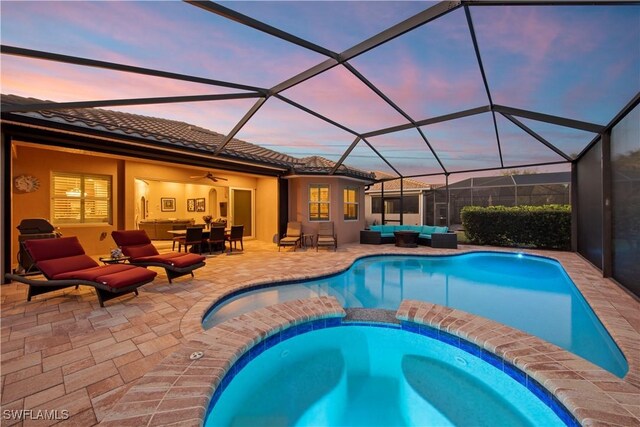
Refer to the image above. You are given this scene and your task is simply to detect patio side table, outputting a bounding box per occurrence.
[431,233,458,249]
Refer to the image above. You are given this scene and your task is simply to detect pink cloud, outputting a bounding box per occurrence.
[282,65,408,133]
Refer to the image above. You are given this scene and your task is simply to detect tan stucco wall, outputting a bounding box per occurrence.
[255,177,278,243]
[287,176,366,244]
[11,145,121,259]
[10,144,279,265]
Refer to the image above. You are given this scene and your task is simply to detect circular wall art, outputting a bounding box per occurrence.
[13,175,40,193]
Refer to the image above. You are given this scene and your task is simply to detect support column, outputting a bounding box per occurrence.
[381,181,385,225]
[1,133,12,283]
[571,163,578,253]
[602,131,612,277]
[399,178,404,225]
[446,173,451,228]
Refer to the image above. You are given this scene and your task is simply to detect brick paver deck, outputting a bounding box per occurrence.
[1,241,638,425]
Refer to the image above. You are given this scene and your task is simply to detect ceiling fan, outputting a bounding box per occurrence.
[190,172,228,183]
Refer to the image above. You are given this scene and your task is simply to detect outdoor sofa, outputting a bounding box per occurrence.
[360,224,451,246]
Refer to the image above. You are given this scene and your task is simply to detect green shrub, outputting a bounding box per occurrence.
[461,205,571,250]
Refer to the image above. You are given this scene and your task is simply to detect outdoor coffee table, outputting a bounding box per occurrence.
[394,231,419,248]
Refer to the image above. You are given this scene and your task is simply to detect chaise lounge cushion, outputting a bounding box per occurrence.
[37,254,99,278]
[111,230,206,275]
[55,264,155,289]
[132,253,205,268]
[23,237,157,291]
[123,243,161,259]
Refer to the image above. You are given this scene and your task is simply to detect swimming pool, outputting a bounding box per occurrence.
[205,324,571,426]
[203,252,628,377]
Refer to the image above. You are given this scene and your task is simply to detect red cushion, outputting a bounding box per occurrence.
[38,254,99,279]
[95,268,157,289]
[111,230,152,247]
[134,253,205,267]
[122,244,159,259]
[54,264,132,281]
[25,237,86,262]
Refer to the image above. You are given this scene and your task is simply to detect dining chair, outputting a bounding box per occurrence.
[171,225,183,251]
[226,225,244,252]
[177,226,204,253]
[208,226,226,254]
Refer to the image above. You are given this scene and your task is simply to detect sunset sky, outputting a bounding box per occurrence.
[1,1,638,182]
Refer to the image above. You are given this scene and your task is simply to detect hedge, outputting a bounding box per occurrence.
[461,205,571,250]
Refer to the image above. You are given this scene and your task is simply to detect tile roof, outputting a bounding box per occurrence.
[367,171,432,192]
[1,94,374,180]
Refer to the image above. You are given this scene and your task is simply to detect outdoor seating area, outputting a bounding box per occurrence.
[360,224,455,247]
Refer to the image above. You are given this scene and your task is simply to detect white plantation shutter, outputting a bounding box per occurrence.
[52,173,112,224]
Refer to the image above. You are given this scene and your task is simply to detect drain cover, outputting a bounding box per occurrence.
[190,351,204,360]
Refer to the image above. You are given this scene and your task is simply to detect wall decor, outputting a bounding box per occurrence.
[195,198,206,212]
[187,198,196,212]
[14,175,40,193]
[161,197,176,212]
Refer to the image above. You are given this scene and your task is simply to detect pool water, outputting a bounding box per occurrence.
[203,253,628,377]
[205,325,566,427]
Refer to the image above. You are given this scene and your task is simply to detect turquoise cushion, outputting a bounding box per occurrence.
[381,225,395,233]
[408,225,422,232]
[434,226,449,234]
[422,225,437,235]
[381,233,395,238]
[370,225,382,232]
[419,233,431,239]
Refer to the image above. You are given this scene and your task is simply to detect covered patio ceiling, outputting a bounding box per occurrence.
[1,1,639,183]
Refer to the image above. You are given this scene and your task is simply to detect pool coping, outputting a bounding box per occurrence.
[179,246,640,388]
[99,297,640,426]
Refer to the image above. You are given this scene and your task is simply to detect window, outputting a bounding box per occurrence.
[344,187,359,220]
[309,184,330,221]
[52,172,112,224]
[371,195,419,214]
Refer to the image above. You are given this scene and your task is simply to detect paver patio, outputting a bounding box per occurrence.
[1,241,639,425]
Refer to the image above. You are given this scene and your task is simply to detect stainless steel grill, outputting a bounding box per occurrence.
[15,218,61,275]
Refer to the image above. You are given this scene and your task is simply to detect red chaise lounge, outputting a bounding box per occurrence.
[4,236,156,307]
[111,230,206,283]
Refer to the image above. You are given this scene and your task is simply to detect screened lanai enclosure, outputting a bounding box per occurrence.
[425,172,571,225]
[1,1,639,296]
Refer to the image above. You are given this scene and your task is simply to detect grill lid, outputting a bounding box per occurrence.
[17,218,56,234]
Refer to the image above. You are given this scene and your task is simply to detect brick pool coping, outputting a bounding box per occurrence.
[99,297,346,426]
[100,296,639,426]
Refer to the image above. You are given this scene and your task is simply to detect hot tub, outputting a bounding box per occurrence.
[205,323,575,426]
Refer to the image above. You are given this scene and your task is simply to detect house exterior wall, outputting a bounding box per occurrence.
[288,176,366,244]
[11,144,121,258]
[10,144,279,265]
